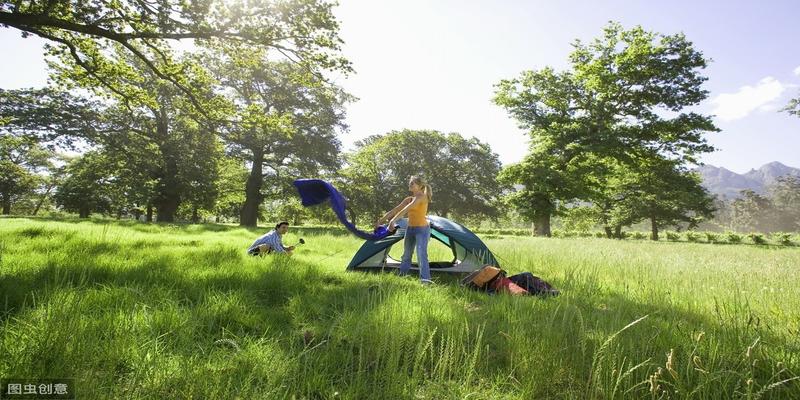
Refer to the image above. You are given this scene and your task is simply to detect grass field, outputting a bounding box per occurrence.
[1,217,799,399]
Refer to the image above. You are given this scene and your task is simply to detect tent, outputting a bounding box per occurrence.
[347,216,499,274]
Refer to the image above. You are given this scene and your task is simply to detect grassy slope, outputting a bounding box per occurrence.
[1,217,799,399]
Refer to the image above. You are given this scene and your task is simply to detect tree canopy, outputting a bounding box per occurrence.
[342,129,504,224]
[0,0,351,112]
[494,22,718,236]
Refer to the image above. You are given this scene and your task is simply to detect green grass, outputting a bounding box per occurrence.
[1,217,799,399]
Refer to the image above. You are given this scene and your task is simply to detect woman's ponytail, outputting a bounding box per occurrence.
[410,175,433,202]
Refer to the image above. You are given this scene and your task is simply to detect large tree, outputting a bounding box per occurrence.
[0,134,51,214]
[210,49,350,227]
[58,47,224,221]
[493,22,717,236]
[342,129,504,224]
[596,156,715,240]
[0,0,351,112]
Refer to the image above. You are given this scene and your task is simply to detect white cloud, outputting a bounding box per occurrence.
[794,65,800,76]
[711,77,788,121]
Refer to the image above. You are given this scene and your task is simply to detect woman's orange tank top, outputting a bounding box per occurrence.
[407,197,429,227]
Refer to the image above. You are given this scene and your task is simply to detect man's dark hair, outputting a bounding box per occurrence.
[275,221,289,230]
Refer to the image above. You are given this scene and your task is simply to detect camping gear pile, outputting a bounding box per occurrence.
[461,265,559,297]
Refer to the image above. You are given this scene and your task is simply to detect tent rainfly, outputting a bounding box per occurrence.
[347,216,499,274]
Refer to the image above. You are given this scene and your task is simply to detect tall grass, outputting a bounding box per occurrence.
[1,217,799,399]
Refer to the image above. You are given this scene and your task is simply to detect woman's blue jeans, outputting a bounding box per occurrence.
[399,225,431,281]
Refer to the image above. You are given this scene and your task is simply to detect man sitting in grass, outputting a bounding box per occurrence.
[247,221,295,256]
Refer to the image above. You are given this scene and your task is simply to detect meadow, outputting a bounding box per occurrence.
[1,217,799,399]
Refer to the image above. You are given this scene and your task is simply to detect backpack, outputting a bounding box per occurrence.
[461,265,527,296]
[507,272,559,297]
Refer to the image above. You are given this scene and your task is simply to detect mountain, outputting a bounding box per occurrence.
[697,162,800,199]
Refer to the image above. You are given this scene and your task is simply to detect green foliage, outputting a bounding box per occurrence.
[1,0,351,112]
[561,206,600,232]
[631,231,648,240]
[748,233,768,245]
[209,53,351,226]
[730,190,774,232]
[704,232,720,244]
[494,22,717,237]
[0,134,53,214]
[772,232,795,246]
[785,92,800,117]
[666,231,681,241]
[685,231,702,242]
[0,88,102,148]
[53,152,115,217]
[726,231,743,244]
[768,176,800,231]
[342,130,504,224]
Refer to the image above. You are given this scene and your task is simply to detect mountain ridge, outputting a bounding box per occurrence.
[697,161,800,199]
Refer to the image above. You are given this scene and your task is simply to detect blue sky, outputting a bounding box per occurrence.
[2,0,798,173]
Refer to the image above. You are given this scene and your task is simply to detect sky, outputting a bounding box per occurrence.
[1,0,799,174]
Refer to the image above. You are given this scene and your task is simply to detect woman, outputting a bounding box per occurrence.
[376,176,433,285]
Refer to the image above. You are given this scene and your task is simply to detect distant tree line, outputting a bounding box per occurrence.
[704,177,800,233]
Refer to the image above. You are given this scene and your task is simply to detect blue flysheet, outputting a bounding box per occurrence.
[293,179,392,240]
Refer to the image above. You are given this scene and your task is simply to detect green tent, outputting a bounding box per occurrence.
[347,216,499,274]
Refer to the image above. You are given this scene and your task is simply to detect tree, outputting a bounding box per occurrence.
[0,0,351,112]
[0,87,101,147]
[53,152,114,217]
[211,155,249,223]
[730,190,773,233]
[597,156,715,240]
[0,134,51,214]
[768,176,800,231]
[342,130,504,224]
[211,51,350,227]
[60,48,225,222]
[493,22,717,236]
[498,151,595,236]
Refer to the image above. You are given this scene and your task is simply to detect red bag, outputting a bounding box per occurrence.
[490,276,528,295]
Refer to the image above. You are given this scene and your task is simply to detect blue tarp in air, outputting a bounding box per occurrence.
[293,179,391,240]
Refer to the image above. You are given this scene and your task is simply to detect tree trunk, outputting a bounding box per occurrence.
[153,112,181,223]
[533,213,551,237]
[614,225,622,239]
[79,207,90,218]
[1,194,10,215]
[191,206,199,223]
[240,148,264,227]
[156,195,180,222]
[604,226,613,239]
[32,182,55,215]
[156,153,181,222]
[146,204,153,222]
[650,215,659,241]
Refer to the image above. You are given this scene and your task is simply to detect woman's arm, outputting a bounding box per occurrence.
[376,197,413,226]
[387,196,420,228]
